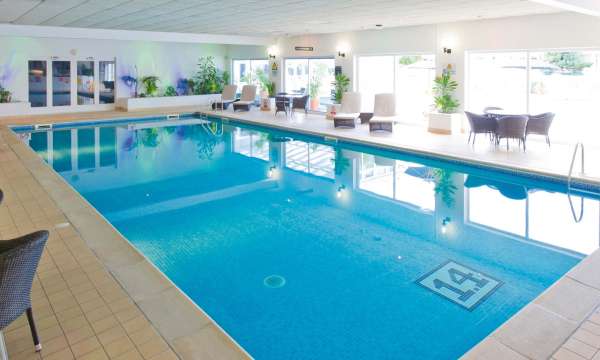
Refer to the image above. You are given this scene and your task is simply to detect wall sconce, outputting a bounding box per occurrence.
[336,43,349,58]
[337,51,346,58]
[267,46,279,60]
[441,217,451,234]
[443,47,452,55]
[336,184,346,198]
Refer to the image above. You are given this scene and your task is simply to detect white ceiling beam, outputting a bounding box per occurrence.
[529,0,600,16]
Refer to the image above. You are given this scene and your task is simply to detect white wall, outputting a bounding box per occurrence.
[273,12,600,111]
[0,32,267,115]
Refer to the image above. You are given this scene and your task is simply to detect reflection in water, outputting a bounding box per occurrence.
[22,118,600,258]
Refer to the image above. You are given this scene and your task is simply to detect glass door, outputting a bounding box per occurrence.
[28,60,48,107]
[77,60,95,105]
[51,60,71,107]
[99,60,116,104]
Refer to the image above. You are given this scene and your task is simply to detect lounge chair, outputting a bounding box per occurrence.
[334,92,362,128]
[233,85,257,111]
[369,93,396,132]
[1,230,49,353]
[465,111,498,145]
[496,115,528,151]
[212,85,238,110]
[526,112,555,146]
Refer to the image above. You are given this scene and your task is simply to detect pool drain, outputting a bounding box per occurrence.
[264,275,286,288]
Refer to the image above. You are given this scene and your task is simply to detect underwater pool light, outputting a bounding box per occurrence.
[336,184,346,198]
[441,217,451,234]
[267,166,276,178]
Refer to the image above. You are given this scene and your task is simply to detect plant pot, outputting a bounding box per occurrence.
[427,112,463,135]
[310,98,320,111]
[326,104,341,120]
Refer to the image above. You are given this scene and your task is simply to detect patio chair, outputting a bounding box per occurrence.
[212,85,238,110]
[496,115,529,151]
[369,93,396,132]
[334,92,362,128]
[292,95,309,114]
[526,112,555,146]
[1,230,49,352]
[274,96,290,117]
[359,112,374,124]
[465,111,498,145]
[483,106,503,115]
[233,85,257,111]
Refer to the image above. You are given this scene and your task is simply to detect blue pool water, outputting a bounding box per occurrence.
[15,116,600,359]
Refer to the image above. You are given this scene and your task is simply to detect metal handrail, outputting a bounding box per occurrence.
[567,142,585,223]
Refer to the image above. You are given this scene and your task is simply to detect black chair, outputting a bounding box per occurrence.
[526,112,555,146]
[274,96,290,117]
[496,115,529,151]
[292,95,309,114]
[465,111,498,145]
[0,230,49,352]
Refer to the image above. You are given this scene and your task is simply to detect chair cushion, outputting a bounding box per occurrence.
[334,113,359,120]
[370,116,395,123]
[235,100,253,105]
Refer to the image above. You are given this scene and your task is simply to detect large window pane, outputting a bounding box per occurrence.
[233,129,269,161]
[467,52,527,113]
[529,51,600,144]
[77,61,95,105]
[99,61,115,104]
[395,55,436,123]
[284,58,334,111]
[52,61,71,106]
[357,56,395,111]
[28,61,47,107]
[285,59,309,95]
[285,141,334,179]
[468,186,526,236]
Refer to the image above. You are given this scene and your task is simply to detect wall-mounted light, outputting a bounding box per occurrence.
[267,165,277,178]
[267,46,279,60]
[443,47,452,55]
[336,184,346,198]
[441,217,451,234]
[336,43,350,58]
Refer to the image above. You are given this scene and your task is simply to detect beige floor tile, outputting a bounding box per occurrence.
[78,348,109,360]
[137,337,170,359]
[554,347,589,360]
[70,336,103,358]
[103,336,136,358]
[563,338,598,359]
[172,324,248,360]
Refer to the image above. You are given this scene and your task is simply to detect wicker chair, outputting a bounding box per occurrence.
[496,115,529,151]
[1,230,49,352]
[291,95,309,114]
[465,111,498,145]
[274,96,290,117]
[526,112,555,146]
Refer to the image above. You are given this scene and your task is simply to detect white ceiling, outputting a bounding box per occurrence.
[0,0,560,37]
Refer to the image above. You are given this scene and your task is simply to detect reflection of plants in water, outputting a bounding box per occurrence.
[254,132,270,149]
[140,128,160,148]
[433,168,457,208]
[333,148,350,175]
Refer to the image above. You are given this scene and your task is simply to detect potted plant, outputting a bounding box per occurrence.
[428,69,462,135]
[164,85,177,97]
[309,75,321,111]
[0,85,12,103]
[332,73,350,104]
[140,76,160,97]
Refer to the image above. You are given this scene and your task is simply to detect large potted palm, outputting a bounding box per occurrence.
[428,70,462,134]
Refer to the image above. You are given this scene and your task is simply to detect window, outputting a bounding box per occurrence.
[285,141,334,179]
[233,59,269,93]
[232,128,269,161]
[358,155,435,210]
[99,61,115,104]
[284,58,335,111]
[77,61,95,105]
[467,50,600,144]
[52,61,71,107]
[357,54,436,123]
[28,61,47,107]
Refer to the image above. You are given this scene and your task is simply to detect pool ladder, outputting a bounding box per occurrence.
[567,142,585,223]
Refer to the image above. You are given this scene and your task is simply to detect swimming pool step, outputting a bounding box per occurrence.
[105,179,278,222]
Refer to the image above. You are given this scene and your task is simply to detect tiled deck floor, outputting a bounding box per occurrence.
[0,138,178,359]
[2,106,600,360]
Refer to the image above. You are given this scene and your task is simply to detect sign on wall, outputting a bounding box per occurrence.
[294,46,314,52]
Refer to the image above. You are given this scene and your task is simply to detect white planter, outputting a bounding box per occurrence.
[116,94,221,111]
[0,102,31,117]
[428,112,463,135]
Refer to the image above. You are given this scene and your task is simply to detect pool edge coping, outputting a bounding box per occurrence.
[0,124,253,360]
